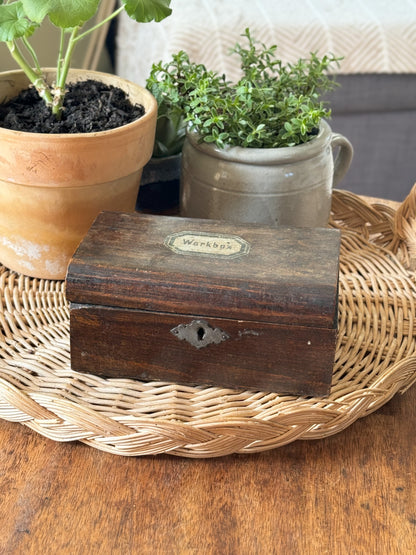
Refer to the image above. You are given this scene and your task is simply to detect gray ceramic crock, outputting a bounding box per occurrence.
[180,120,353,227]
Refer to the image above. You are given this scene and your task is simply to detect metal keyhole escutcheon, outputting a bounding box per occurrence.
[170,319,229,349]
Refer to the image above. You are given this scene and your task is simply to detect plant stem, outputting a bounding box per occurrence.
[52,27,80,116]
[21,36,42,75]
[50,3,125,117]
[6,40,54,106]
[56,28,66,85]
[48,5,125,117]
[74,6,124,43]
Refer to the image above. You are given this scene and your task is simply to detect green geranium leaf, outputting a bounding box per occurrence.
[0,2,37,41]
[123,0,172,23]
[21,0,100,28]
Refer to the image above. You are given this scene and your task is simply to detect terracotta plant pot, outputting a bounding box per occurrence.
[180,121,353,228]
[0,68,157,279]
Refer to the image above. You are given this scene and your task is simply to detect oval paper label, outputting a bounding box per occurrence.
[164,231,250,259]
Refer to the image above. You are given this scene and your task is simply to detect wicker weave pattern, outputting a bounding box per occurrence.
[1,188,416,458]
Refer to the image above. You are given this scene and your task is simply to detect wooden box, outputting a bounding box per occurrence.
[66,212,341,396]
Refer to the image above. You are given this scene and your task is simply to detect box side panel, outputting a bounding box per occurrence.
[70,305,337,397]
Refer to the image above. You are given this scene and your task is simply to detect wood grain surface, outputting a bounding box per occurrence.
[70,305,336,395]
[67,211,340,396]
[66,211,340,327]
[1,383,415,555]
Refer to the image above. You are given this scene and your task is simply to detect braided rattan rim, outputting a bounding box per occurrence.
[1,187,416,458]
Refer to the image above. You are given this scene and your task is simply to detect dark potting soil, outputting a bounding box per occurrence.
[0,79,145,133]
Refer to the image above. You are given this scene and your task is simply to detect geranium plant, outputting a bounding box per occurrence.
[0,0,172,117]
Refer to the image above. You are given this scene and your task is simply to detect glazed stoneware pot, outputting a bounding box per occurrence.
[0,68,157,279]
[180,120,353,228]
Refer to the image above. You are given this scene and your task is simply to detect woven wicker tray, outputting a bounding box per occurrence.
[1,188,416,458]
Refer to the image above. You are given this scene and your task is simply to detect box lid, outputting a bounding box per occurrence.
[66,211,340,329]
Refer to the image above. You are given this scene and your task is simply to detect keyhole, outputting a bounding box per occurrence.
[197,327,206,341]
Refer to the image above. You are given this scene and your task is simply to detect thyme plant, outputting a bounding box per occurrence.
[0,0,172,117]
[149,29,342,149]
[146,51,213,156]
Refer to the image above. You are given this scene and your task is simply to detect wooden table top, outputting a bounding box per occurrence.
[1,380,415,554]
[1,194,415,554]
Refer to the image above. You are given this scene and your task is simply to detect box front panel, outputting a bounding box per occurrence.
[70,304,336,396]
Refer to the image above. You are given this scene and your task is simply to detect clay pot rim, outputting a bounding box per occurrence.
[0,68,157,140]
[185,120,333,165]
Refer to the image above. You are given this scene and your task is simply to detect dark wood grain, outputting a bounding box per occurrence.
[67,211,340,396]
[70,305,336,396]
[1,383,415,554]
[66,211,340,327]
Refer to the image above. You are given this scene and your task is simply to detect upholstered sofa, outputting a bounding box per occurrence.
[115,0,416,202]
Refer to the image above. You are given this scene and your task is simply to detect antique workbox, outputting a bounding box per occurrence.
[66,212,341,396]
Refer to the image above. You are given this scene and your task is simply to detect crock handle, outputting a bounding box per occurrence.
[331,133,354,187]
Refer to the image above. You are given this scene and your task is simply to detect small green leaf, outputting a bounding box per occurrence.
[147,29,340,148]
[123,0,172,23]
[21,0,100,28]
[0,2,36,41]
